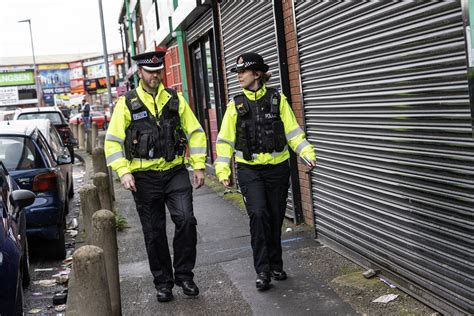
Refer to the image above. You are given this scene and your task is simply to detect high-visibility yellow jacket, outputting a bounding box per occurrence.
[215,84,315,182]
[105,82,206,178]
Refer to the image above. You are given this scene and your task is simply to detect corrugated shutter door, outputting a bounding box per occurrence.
[295,1,474,314]
[186,9,212,45]
[220,1,295,218]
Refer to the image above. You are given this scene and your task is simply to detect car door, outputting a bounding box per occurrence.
[35,132,67,204]
[48,126,72,194]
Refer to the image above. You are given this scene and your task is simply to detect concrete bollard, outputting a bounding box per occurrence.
[108,167,115,201]
[70,122,78,140]
[91,122,98,149]
[92,147,108,174]
[92,210,121,316]
[86,129,92,154]
[78,123,85,150]
[93,173,113,212]
[98,134,106,148]
[68,245,112,316]
[79,184,101,243]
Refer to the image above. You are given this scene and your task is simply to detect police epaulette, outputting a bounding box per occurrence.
[268,87,280,115]
[125,90,144,111]
[233,94,249,116]
[165,88,179,113]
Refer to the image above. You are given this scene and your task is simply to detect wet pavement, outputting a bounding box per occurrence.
[23,155,85,315]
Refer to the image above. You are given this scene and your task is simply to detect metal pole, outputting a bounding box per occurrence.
[19,19,42,107]
[125,0,138,88]
[98,0,113,112]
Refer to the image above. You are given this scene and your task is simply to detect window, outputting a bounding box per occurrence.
[0,136,43,170]
[18,112,65,125]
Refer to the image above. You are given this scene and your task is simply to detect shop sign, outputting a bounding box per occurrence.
[85,63,116,79]
[38,63,68,70]
[43,87,71,94]
[40,68,70,89]
[0,72,35,86]
[85,77,116,94]
[0,86,19,106]
[70,78,85,94]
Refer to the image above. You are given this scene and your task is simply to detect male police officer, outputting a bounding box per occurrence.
[105,51,206,302]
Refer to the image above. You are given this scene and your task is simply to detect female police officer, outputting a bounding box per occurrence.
[105,51,206,302]
[215,52,316,291]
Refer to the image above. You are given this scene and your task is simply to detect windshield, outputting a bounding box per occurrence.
[0,136,44,170]
[18,112,65,125]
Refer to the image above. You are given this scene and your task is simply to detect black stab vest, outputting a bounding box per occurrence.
[124,88,187,162]
[234,88,287,161]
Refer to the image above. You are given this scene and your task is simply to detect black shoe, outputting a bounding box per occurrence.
[271,270,287,281]
[156,288,173,302]
[256,272,271,291]
[176,280,199,296]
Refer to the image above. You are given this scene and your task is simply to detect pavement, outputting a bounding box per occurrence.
[112,169,356,316]
[71,149,436,316]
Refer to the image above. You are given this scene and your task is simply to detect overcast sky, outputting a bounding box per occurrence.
[0,0,123,59]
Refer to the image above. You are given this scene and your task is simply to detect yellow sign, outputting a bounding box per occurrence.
[38,64,69,70]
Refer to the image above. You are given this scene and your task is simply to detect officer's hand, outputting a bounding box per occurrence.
[193,169,205,189]
[121,173,136,192]
[221,179,232,189]
[307,160,316,172]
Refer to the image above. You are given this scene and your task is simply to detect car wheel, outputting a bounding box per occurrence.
[22,238,30,288]
[15,270,24,316]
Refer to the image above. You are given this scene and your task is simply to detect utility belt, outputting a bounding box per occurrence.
[124,89,187,162]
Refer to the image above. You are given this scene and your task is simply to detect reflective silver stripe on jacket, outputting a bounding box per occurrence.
[215,156,231,164]
[286,127,304,141]
[189,147,207,155]
[216,137,235,149]
[235,145,288,160]
[105,133,125,144]
[186,127,205,140]
[106,151,125,164]
[295,140,310,155]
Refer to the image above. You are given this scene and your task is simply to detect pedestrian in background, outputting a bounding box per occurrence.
[81,98,91,130]
[215,52,316,291]
[104,51,206,303]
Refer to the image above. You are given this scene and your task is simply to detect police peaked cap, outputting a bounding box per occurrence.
[230,52,269,73]
[132,51,166,71]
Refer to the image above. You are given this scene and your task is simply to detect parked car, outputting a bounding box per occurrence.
[14,106,77,157]
[0,120,73,259]
[0,161,36,316]
[69,111,110,130]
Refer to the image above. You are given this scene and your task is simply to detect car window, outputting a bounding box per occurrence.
[0,136,44,170]
[18,112,65,125]
[48,126,65,158]
[36,132,56,166]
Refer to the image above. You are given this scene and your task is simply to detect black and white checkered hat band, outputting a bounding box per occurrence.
[138,58,163,66]
[236,61,257,68]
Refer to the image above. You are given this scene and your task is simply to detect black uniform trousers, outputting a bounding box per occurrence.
[132,165,197,290]
[237,161,290,274]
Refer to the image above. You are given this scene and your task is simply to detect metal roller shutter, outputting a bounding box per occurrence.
[220,1,296,218]
[295,1,474,314]
[186,9,212,45]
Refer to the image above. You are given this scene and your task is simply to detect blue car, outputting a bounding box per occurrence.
[0,120,73,259]
[0,161,36,316]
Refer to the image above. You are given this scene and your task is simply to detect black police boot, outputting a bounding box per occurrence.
[176,280,199,296]
[256,272,271,291]
[271,270,287,281]
[156,288,173,302]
